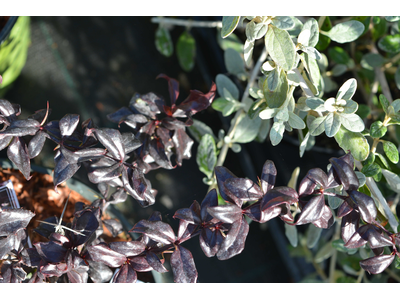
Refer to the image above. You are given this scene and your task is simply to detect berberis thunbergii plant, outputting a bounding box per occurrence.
[1,15,400,283]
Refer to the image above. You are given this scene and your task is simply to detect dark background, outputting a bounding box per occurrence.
[1,16,342,282]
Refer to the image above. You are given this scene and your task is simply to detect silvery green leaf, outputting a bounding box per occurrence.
[262,61,276,72]
[342,99,358,114]
[256,119,270,143]
[286,70,300,86]
[360,53,386,70]
[297,97,310,112]
[315,242,335,263]
[328,195,343,209]
[301,69,318,96]
[378,34,400,53]
[216,74,239,100]
[317,53,329,73]
[336,78,357,101]
[301,46,322,60]
[284,223,298,247]
[246,20,268,42]
[259,107,279,119]
[309,116,326,136]
[300,18,319,47]
[288,111,305,129]
[382,169,400,193]
[355,171,366,187]
[299,131,310,157]
[232,113,262,143]
[211,97,241,117]
[284,122,292,132]
[244,39,254,67]
[323,20,365,43]
[188,119,217,143]
[231,143,241,153]
[323,75,338,93]
[272,16,294,30]
[155,26,173,57]
[392,99,400,113]
[274,107,289,122]
[221,16,240,38]
[334,126,369,161]
[395,66,400,90]
[217,31,243,53]
[385,16,400,22]
[249,87,261,99]
[287,17,303,37]
[306,224,322,249]
[324,112,341,137]
[224,48,246,77]
[270,121,285,146]
[267,67,279,91]
[331,64,347,77]
[301,53,321,88]
[196,134,217,179]
[306,97,325,111]
[263,68,289,108]
[264,25,296,71]
[339,113,365,132]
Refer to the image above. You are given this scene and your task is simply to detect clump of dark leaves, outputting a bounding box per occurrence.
[1,74,399,282]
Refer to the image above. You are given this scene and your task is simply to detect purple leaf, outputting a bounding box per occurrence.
[148,137,173,169]
[170,245,198,283]
[341,210,360,244]
[199,227,224,257]
[34,241,68,264]
[0,229,26,258]
[130,220,176,244]
[112,263,137,283]
[0,208,35,236]
[360,254,395,274]
[146,251,168,273]
[129,256,153,272]
[260,160,277,193]
[66,252,89,283]
[86,243,127,268]
[172,128,193,166]
[0,135,12,151]
[337,200,353,218]
[217,216,249,260]
[7,137,31,180]
[87,261,113,283]
[157,74,180,106]
[295,194,325,225]
[298,168,328,196]
[214,166,238,205]
[0,99,18,117]
[345,224,393,249]
[28,131,49,159]
[109,241,145,257]
[329,157,359,191]
[59,114,79,137]
[103,219,123,237]
[91,128,125,161]
[200,189,219,223]
[53,149,81,191]
[347,190,377,224]
[0,119,40,137]
[312,205,334,229]
[224,178,263,202]
[174,200,201,224]
[207,204,243,224]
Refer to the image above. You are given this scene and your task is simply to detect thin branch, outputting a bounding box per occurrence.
[151,17,223,28]
[371,43,393,103]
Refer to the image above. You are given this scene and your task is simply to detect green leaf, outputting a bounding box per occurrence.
[370,121,387,138]
[316,17,332,51]
[379,94,390,114]
[306,97,325,111]
[249,99,268,119]
[259,107,279,120]
[325,112,341,137]
[381,169,400,193]
[188,119,217,143]
[392,99,400,113]
[331,64,347,77]
[355,171,367,187]
[288,112,305,129]
[382,140,399,163]
[323,20,365,43]
[385,16,400,22]
[270,121,285,146]
[217,31,243,53]
[176,31,196,72]
[332,239,349,253]
[244,39,254,67]
[211,97,241,117]
[196,134,217,179]
[375,152,390,169]
[306,224,322,249]
[263,68,289,108]
[221,16,240,38]
[264,24,296,71]
[328,195,343,209]
[224,48,245,77]
[336,276,357,283]
[395,255,400,270]
[267,67,279,91]
[245,20,268,42]
[315,242,335,263]
[378,34,400,53]
[342,100,358,114]
[362,162,381,177]
[360,53,386,70]
[215,74,239,100]
[255,119,271,143]
[302,53,321,88]
[356,104,371,119]
[395,66,400,90]
[272,16,294,30]
[371,17,387,41]
[334,126,370,161]
[328,46,350,65]
[336,78,357,101]
[299,131,311,157]
[232,113,262,143]
[284,223,298,247]
[155,26,173,57]
[309,116,327,136]
[299,18,319,48]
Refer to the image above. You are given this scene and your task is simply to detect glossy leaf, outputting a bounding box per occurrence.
[295,194,325,225]
[224,178,263,202]
[130,220,175,245]
[170,245,198,283]
[382,140,399,164]
[217,217,249,260]
[113,263,137,283]
[360,254,395,274]
[0,208,35,237]
[207,204,243,224]
[260,160,277,193]
[86,244,126,268]
[347,190,377,224]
